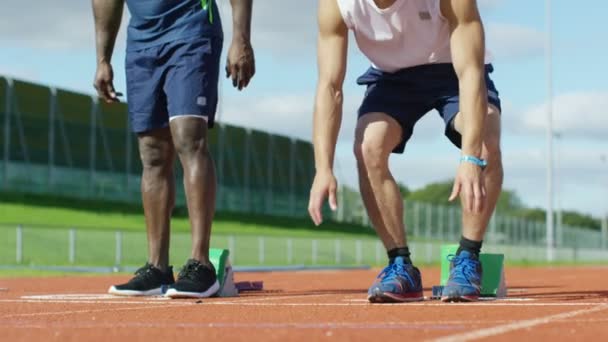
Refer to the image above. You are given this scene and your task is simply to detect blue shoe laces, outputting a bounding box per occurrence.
[377,259,416,288]
[447,254,480,285]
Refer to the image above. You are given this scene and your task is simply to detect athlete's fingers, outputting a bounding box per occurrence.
[466,183,475,213]
[448,181,461,202]
[230,63,239,88]
[328,185,338,211]
[473,183,483,214]
[105,82,119,103]
[308,192,323,226]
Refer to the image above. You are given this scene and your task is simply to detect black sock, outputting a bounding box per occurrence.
[387,247,412,264]
[457,236,482,258]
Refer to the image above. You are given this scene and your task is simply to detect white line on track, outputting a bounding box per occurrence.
[1,302,195,319]
[205,301,606,307]
[0,299,192,305]
[430,304,608,342]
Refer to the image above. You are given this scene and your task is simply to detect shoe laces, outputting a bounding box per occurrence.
[178,261,204,281]
[447,254,480,284]
[133,263,156,281]
[379,261,415,286]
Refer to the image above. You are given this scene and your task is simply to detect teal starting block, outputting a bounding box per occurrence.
[434,245,507,298]
[209,248,238,297]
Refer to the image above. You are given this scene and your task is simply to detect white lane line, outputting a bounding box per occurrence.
[204,301,605,307]
[0,299,190,305]
[2,302,195,318]
[431,304,608,342]
[211,293,335,304]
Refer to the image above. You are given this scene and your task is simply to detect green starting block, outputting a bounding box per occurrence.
[437,245,507,298]
[209,248,238,297]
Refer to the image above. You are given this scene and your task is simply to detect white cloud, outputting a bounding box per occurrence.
[486,24,545,61]
[0,0,128,51]
[518,91,608,139]
[220,91,361,142]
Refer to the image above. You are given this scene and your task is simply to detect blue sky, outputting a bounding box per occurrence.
[1,0,607,218]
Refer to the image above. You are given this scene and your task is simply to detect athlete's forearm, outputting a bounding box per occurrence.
[313,83,343,172]
[229,0,253,43]
[458,65,487,157]
[92,0,124,64]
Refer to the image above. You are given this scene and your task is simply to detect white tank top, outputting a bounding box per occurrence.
[336,0,491,72]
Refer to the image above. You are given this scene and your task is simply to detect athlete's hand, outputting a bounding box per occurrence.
[449,162,486,214]
[94,61,121,103]
[226,38,255,90]
[308,169,338,226]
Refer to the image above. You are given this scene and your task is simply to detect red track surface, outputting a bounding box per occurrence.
[1,266,608,341]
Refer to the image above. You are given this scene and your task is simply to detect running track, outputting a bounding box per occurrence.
[1,266,607,341]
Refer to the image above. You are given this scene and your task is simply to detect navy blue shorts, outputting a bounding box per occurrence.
[126,37,223,133]
[357,63,501,153]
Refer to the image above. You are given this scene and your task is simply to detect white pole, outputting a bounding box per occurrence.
[602,155,608,249]
[287,238,293,264]
[355,240,363,264]
[16,225,23,264]
[228,235,235,263]
[258,237,265,264]
[69,228,76,264]
[335,239,341,264]
[115,231,123,266]
[312,239,318,265]
[545,0,555,261]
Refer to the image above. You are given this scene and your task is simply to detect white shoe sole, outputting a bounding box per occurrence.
[165,280,220,299]
[107,286,164,296]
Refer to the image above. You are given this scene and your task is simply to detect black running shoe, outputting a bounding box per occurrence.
[108,263,175,296]
[165,259,220,298]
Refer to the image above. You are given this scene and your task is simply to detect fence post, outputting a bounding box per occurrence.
[3,78,13,188]
[356,240,363,264]
[258,237,265,265]
[375,240,382,266]
[425,203,432,240]
[48,88,57,188]
[287,238,293,264]
[228,235,235,263]
[69,228,76,264]
[115,231,123,267]
[601,215,608,250]
[89,98,98,195]
[413,202,420,238]
[312,239,318,265]
[16,225,23,264]
[334,239,341,264]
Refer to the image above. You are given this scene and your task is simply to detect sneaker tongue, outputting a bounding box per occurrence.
[393,256,406,265]
[457,250,475,259]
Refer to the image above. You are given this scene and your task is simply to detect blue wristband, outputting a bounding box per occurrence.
[460,155,487,169]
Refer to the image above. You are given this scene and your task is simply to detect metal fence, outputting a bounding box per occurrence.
[1,75,607,266]
[0,76,314,218]
[1,224,607,268]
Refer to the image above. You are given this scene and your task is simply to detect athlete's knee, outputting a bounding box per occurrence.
[171,119,209,157]
[354,137,389,172]
[139,137,173,174]
[482,137,503,179]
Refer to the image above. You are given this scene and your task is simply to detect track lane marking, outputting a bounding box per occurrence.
[430,304,608,342]
[2,302,195,318]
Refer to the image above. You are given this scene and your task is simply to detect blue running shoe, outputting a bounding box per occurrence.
[367,256,424,303]
[441,251,482,302]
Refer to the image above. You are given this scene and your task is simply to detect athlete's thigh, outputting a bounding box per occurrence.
[163,36,223,128]
[355,112,404,156]
[126,46,169,134]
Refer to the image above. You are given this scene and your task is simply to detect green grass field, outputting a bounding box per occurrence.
[0,192,375,238]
